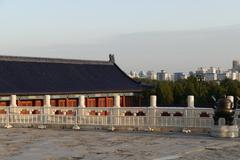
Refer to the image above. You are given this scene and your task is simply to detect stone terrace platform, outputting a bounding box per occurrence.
[1,128,240,160]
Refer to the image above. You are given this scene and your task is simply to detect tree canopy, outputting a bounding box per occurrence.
[138,77,240,107]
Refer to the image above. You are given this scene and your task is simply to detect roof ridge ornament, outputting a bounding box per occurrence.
[109,54,115,63]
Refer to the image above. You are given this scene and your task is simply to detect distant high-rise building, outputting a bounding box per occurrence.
[128,70,138,78]
[157,70,171,81]
[147,70,157,80]
[216,67,222,74]
[204,67,218,81]
[207,67,216,74]
[138,71,146,79]
[205,73,217,81]
[233,60,240,72]
[195,67,206,80]
[231,72,238,80]
[173,72,187,81]
[196,67,206,76]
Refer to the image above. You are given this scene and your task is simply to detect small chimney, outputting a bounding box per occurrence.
[109,54,115,63]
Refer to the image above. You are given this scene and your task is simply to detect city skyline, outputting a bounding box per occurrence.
[128,58,239,73]
[1,0,240,72]
[129,59,240,82]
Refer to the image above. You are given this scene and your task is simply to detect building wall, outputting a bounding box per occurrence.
[0,95,139,107]
[85,96,132,107]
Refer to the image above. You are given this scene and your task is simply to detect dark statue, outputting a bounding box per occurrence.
[109,54,115,63]
[211,96,240,125]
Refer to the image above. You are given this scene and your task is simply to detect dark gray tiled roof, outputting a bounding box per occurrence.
[0,55,143,95]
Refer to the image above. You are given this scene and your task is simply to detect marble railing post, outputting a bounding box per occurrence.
[187,95,195,108]
[44,95,51,107]
[112,95,120,129]
[10,95,17,107]
[78,95,85,119]
[149,95,157,130]
[73,95,85,130]
[38,95,51,129]
[5,95,16,128]
[44,94,51,116]
[185,95,195,129]
[150,95,157,107]
[10,94,17,115]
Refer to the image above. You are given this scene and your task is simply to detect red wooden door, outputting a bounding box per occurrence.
[107,97,114,107]
[34,100,43,106]
[87,98,96,107]
[50,99,57,106]
[98,98,106,107]
[58,99,66,107]
[67,99,78,107]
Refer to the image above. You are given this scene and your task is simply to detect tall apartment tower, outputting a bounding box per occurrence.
[232,60,239,72]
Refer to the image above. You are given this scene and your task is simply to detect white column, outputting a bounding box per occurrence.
[150,95,157,107]
[10,94,17,117]
[43,95,51,119]
[149,95,157,131]
[114,95,120,107]
[38,95,50,129]
[10,95,17,107]
[73,95,84,130]
[79,95,86,108]
[113,95,120,128]
[44,95,51,107]
[187,95,195,108]
[5,95,16,128]
[77,95,85,128]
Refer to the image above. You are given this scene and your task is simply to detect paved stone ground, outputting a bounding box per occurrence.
[0,128,240,160]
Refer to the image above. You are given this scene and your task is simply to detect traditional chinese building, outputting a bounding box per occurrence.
[0,55,145,107]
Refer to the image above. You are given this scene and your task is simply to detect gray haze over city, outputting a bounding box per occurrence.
[1,0,240,73]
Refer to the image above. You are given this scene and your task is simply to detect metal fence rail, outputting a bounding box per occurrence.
[0,106,239,130]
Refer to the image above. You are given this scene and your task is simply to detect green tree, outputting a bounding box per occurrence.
[173,82,185,106]
[136,77,240,107]
[222,79,240,97]
[157,82,174,105]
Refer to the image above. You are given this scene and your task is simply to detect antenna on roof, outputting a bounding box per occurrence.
[109,54,115,63]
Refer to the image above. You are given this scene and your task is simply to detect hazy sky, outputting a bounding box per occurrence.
[1,0,240,73]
